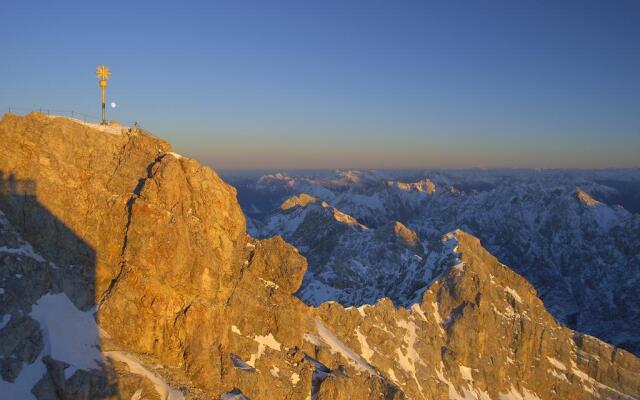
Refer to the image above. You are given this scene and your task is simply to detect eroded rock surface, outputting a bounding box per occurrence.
[1,113,639,399]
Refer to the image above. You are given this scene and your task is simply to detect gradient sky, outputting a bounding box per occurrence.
[1,0,639,169]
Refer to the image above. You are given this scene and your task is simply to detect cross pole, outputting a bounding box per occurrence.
[96,65,111,125]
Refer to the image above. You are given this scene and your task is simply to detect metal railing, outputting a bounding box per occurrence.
[2,106,144,129]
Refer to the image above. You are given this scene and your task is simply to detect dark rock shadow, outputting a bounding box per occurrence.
[0,170,117,399]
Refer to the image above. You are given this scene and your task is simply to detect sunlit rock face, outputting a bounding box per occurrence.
[1,112,639,399]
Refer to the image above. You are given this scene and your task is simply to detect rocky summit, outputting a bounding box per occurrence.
[1,112,639,399]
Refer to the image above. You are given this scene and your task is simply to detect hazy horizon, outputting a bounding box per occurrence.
[217,167,640,174]
[2,0,639,169]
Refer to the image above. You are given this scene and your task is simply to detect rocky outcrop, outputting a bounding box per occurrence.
[1,113,639,399]
[281,193,318,211]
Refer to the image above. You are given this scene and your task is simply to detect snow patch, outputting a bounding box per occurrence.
[315,319,376,375]
[254,334,281,351]
[504,287,523,303]
[30,293,104,379]
[0,244,45,263]
[546,356,566,371]
[492,303,517,319]
[258,277,279,290]
[130,388,144,400]
[548,368,569,382]
[432,302,445,334]
[0,352,46,399]
[355,327,374,362]
[105,351,184,400]
[304,332,321,346]
[459,365,474,381]
[434,363,468,400]
[0,314,11,330]
[47,115,126,135]
[247,334,281,367]
[411,303,428,321]
[395,318,426,393]
[231,325,242,335]
[498,386,541,400]
[357,305,368,317]
[387,368,400,385]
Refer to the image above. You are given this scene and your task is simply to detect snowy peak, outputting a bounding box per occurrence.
[237,169,640,355]
[384,221,420,249]
[270,195,366,233]
[309,229,640,400]
[280,193,318,211]
[440,230,535,300]
[442,230,536,292]
[387,177,436,195]
[258,171,293,184]
[335,169,362,183]
[412,230,640,399]
[575,187,601,207]
[329,207,368,230]
[334,169,385,185]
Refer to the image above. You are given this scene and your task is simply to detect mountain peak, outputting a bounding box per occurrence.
[437,229,537,304]
[280,193,318,210]
[387,178,436,194]
[330,207,368,230]
[575,187,601,207]
[391,221,420,248]
[410,229,640,399]
[310,228,640,400]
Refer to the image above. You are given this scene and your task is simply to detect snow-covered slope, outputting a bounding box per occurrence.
[237,169,640,356]
[253,194,462,307]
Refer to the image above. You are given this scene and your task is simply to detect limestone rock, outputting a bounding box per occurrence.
[1,112,639,400]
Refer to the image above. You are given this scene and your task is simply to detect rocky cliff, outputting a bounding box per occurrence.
[1,112,639,399]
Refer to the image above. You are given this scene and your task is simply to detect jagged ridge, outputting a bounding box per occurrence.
[0,113,639,399]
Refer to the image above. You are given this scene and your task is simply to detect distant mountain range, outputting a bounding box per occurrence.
[228,168,640,356]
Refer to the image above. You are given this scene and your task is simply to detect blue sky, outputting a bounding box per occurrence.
[1,0,639,169]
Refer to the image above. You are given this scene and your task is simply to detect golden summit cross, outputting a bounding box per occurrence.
[95,65,111,125]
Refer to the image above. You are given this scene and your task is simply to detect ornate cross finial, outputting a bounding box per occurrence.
[96,65,111,81]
